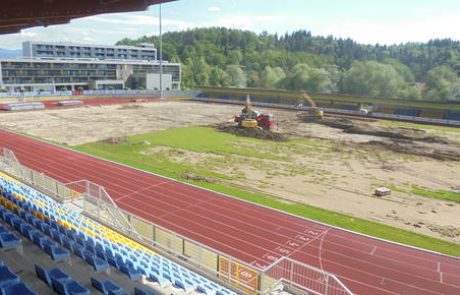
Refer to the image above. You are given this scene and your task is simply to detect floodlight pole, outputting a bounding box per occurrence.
[159,3,163,98]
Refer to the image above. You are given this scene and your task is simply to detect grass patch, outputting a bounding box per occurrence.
[129,126,288,160]
[378,183,460,204]
[411,186,460,203]
[74,126,460,257]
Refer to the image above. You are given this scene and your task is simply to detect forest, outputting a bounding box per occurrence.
[117,28,460,101]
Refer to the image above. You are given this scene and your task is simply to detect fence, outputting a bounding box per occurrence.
[263,257,353,295]
[0,147,78,202]
[0,147,354,295]
[0,90,201,99]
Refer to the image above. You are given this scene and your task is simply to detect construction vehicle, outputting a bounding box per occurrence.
[234,95,275,129]
[295,92,324,118]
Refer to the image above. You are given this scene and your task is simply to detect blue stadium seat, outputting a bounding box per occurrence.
[119,264,142,280]
[44,244,70,262]
[35,264,52,287]
[83,250,109,272]
[445,112,460,121]
[0,232,21,249]
[174,278,194,293]
[0,266,19,288]
[49,268,71,292]
[91,277,123,295]
[395,108,421,117]
[53,279,89,295]
[134,286,160,295]
[148,273,170,288]
[197,284,217,295]
[0,283,37,295]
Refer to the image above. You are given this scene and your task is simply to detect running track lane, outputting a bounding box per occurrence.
[0,129,459,295]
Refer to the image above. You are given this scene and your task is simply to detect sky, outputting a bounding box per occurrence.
[1,0,460,49]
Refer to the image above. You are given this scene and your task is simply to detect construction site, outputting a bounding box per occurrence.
[0,98,458,245]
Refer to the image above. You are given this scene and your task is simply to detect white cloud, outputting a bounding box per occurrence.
[20,31,38,38]
[87,14,192,30]
[318,12,460,45]
[217,15,285,31]
[208,6,221,12]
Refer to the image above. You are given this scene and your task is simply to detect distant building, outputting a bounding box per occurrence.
[0,41,180,92]
[23,41,157,61]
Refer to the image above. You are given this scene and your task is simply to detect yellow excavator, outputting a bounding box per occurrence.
[235,95,259,128]
[295,92,324,119]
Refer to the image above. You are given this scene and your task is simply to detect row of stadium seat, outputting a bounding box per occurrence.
[0,260,36,295]
[0,213,158,295]
[444,112,460,121]
[0,174,236,295]
[395,108,422,117]
[35,264,89,295]
[0,223,21,250]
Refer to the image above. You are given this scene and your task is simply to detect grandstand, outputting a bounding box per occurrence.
[0,171,237,295]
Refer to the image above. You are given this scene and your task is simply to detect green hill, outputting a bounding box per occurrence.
[117,27,460,101]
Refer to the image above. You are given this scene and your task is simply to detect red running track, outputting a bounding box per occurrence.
[0,129,459,294]
[0,97,160,111]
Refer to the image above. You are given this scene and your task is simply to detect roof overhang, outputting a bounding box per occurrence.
[0,0,176,34]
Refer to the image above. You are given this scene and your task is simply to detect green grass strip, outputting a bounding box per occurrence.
[411,186,460,203]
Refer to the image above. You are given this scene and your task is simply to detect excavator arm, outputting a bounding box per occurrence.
[296,92,324,118]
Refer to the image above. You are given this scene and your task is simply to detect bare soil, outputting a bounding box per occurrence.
[216,124,289,142]
[0,101,459,243]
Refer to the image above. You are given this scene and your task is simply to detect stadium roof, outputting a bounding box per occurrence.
[0,0,176,35]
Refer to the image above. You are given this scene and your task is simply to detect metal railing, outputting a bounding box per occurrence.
[263,257,353,295]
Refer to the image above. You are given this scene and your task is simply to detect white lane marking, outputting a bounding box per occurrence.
[287,229,330,260]
[370,246,377,255]
[284,240,301,248]
[116,181,168,201]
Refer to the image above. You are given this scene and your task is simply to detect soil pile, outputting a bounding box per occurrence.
[100,137,129,145]
[180,172,215,183]
[362,139,460,161]
[216,124,289,142]
[303,115,449,143]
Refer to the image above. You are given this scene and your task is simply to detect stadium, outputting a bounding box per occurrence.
[0,1,459,295]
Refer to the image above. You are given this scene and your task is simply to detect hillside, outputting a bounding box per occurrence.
[117,27,460,101]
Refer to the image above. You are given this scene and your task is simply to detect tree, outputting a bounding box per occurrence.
[227,50,243,65]
[225,65,247,88]
[424,66,460,101]
[258,66,285,88]
[341,61,405,98]
[209,67,230,87]
[282,64,332,93]
[181,57,211,88]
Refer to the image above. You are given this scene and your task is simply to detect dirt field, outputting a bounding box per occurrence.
[0,100,459,243]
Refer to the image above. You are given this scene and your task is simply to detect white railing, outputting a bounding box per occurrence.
[263,257,353,295]
[0,147,135,233]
